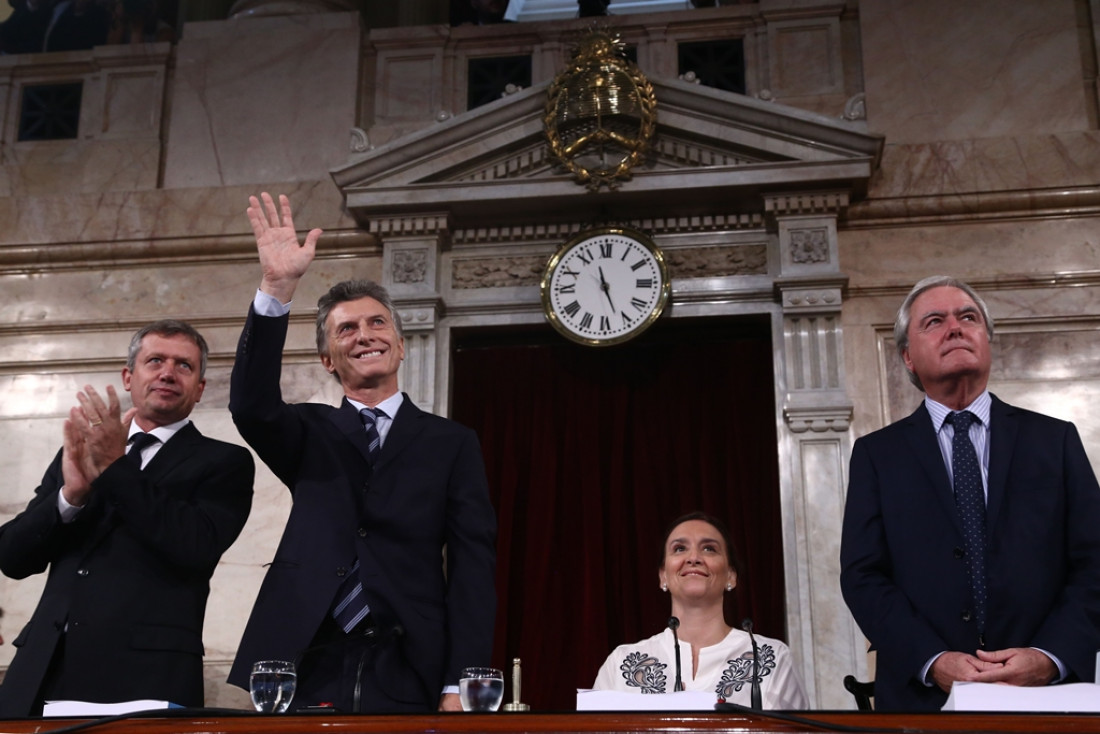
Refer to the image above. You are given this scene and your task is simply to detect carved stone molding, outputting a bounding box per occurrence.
[394,298,440,334]
[784,405,853,433]
[666,244,768,278]
[789,227,829,264]
[452,214,766,246]
[368,214,452,238]
[392,248,429,284]
[779,286,843,314]
[765,191,850,217]
[452,256,546,289]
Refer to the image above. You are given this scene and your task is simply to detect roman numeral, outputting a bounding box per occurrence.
[577,248,593,266]
[562,267,579,278]
[636,278,653,289]
[630,259,647,271]
[621,311,632,325]
[599,241,613,259]
[557,283,576,294]
[599,315,610,332]
[631,297,647,311]
[563,300,581,317]
[579,312,593,330]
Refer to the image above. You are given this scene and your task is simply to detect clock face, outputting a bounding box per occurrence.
[540,227,670,346]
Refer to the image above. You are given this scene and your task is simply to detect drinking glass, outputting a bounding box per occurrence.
[459,667,504,712]
[250,660,297,713]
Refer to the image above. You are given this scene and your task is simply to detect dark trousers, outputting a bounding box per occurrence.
[294,615,431,714]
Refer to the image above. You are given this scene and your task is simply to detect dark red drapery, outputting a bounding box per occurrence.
[451,316,785,711]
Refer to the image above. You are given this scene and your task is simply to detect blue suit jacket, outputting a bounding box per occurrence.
[840,395,1100,711]
[226,307,497,709]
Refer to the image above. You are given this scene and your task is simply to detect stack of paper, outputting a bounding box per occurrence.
[43,700,181,717]
[943,682,1100,712]
[576,689,718,711]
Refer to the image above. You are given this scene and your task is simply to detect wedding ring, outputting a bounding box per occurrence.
[89,419,103,427]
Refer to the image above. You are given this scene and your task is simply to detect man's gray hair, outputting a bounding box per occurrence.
[127,320,209,379]
[315,279,404,359]
[894,275,994,391]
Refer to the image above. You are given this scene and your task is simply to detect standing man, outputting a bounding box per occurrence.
[0,321,255,716]
[227,193,496,713]
[840,275,1100,710]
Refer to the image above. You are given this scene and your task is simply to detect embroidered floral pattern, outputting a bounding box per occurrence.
[619,651,668,694]
[715,643,776,699]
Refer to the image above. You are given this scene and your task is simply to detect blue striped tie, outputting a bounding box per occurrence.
[331,406,388,633]
[947,410,987,637]
[359,406,385,463]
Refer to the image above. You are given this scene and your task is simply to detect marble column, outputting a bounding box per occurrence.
[369,214,451,413]
[766,190,863,709]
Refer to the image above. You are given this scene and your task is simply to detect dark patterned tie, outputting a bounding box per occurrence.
[946,410,987,636]
[331,407,388,632]
[126,432,159,468]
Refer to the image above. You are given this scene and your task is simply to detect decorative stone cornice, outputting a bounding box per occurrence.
[845,186,1100,227]
[0,231,375,275]
[368,214,452,239]
[394,297,442,333]
[451,213,766,246]
[774,274,848,313]
[765,191,850,217]
[784,404,853,433]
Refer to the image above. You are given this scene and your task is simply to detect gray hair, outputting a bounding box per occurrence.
[894,275,994,391]
[315,279,404,360]
[127,320,209,379]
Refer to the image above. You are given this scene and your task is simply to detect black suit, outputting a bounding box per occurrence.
[227,307,496,711]
[840,395,1100,710]
[0,424,254,717]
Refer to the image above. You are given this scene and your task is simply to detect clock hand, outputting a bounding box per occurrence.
[598,266,615,311]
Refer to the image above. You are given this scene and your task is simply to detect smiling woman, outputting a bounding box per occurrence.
[590,511,808,709]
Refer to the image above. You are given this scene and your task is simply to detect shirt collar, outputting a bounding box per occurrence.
[925,390,992,432]
[347,391,404,419]
[128,417,190,445]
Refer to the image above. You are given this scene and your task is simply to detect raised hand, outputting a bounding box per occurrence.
[247,192,323,304]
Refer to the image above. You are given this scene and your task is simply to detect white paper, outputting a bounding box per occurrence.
[942,682,1100,712]
[43,699,180,717]
[576,689,719,711]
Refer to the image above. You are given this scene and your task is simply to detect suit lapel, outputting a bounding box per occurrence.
[142,422,203,479]
[901,403,966,537]
[329,398,375,465]
[985,394,1016,531]
[375,394,426,471]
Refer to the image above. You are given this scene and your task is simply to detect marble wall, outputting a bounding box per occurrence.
[1,0,1098,711]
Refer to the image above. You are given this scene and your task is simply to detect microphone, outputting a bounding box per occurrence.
[668,616,684,692]
[741,618,761,710]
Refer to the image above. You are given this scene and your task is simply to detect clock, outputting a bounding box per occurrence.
[540,226,671,346]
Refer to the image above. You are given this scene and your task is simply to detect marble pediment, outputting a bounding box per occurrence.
[331,76,883,229]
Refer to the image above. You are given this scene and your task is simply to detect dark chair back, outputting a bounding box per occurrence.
[842,675,874,711]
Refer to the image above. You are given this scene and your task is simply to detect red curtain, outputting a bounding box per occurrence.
[451,315,785,711]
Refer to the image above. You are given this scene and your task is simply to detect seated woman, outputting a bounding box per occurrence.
[593,511,808,709]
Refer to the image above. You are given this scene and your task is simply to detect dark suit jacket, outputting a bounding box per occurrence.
[840,395,1100,710]
[0,424,254,717]
[226,307,497,709]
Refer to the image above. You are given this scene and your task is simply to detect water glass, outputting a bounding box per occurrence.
[250,660,297,713]
[459,666,504,712]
